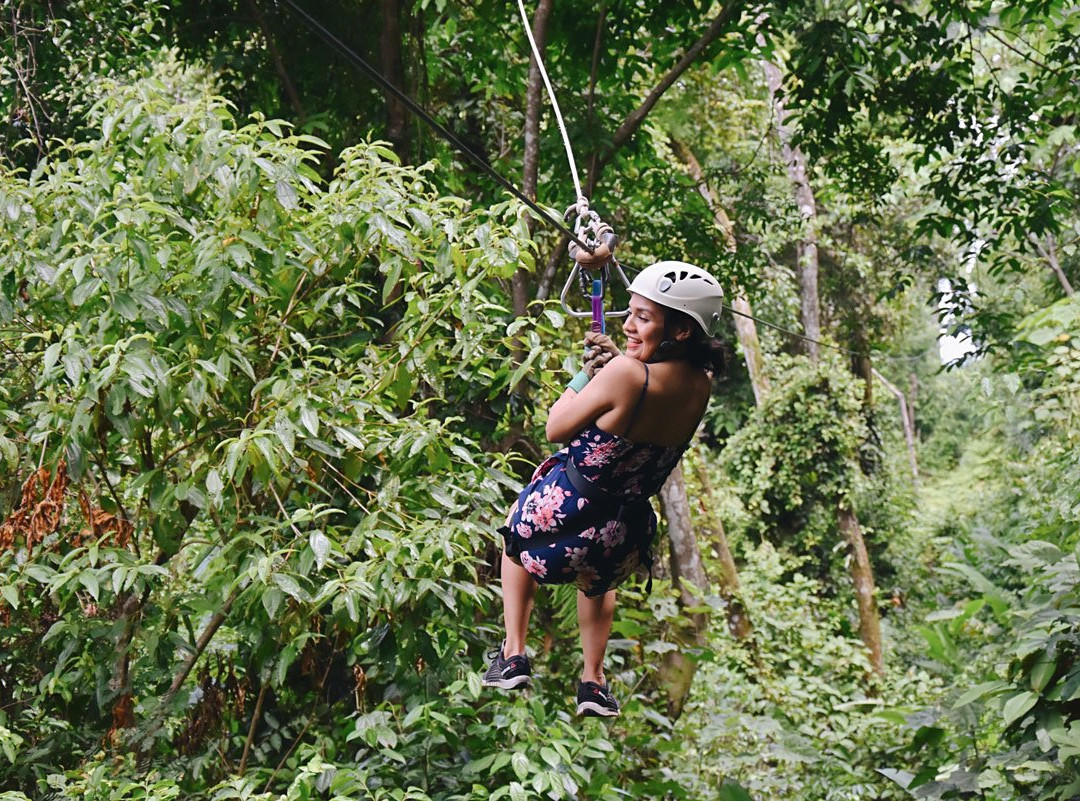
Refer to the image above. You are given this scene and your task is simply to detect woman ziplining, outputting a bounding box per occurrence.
[276,0,727,719]
[275,0,894,716]
[482,257,725,717]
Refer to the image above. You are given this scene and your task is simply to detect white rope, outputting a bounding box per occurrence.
[516,0,586,213]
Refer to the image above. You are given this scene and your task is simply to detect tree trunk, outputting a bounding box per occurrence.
[730,294,770,404]
[661,466,709,622]
[669,136,770,404]
[247,0,305,126]
[657,465,709,719]
[763,60,821,361]
[837,503,884,675]
[379,0,410,161]
[692,455,753,641]
[908,372,918,438]
[855,354,873,407]
[513,0,553,320]
[873,368,919,486]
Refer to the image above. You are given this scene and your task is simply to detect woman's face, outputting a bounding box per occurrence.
[622,294,667,362]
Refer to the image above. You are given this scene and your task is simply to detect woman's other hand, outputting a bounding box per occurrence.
[584,332,620,378]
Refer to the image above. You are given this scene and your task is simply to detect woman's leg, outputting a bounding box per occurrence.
[501,552,537,657]
[577,589,616,684]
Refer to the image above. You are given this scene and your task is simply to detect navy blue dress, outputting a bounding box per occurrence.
[499,364,688,596]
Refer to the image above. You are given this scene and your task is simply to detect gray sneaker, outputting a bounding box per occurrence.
[576,680,620,717]
[481,645,531,690]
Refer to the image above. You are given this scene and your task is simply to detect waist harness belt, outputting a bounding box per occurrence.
[565,458,619,504]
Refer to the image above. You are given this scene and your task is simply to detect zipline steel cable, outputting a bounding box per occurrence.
[277,0,926,365]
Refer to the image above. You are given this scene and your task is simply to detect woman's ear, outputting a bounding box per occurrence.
[672,319,694,342]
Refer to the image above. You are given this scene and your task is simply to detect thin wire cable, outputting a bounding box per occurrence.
[722,303,931,362]
[277,0,594,253]
[722,303,863,357]
[515,0,585,206]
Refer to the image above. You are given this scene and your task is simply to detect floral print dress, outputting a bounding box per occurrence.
[499,365,688,596]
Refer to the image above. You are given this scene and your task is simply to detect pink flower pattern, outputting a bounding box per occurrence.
[597,520,626,548]
[520,483,571,532]
[501,424,685,596]
[564,546,591,573]
[581,438,621,467]
[520,551,548,578]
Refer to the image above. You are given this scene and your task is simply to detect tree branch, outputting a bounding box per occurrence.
[1030,232,1074,297]
[246,0,306,125]
[589,0,745,192]
[138,586,240,748]
[985,27,1053,73]
[239,681,269,776]
[872,368,919,486]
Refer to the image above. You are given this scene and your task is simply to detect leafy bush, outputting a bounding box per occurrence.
[721,355,867,546]
[0,56,604,797]
[673,542,941,801]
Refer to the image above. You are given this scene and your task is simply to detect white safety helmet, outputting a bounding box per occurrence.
[627,261,724,337]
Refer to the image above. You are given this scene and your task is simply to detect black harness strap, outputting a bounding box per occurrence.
[623,362,650,437]
[564,457,617,503]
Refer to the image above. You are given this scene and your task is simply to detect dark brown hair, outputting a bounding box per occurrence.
[661,309,726,376]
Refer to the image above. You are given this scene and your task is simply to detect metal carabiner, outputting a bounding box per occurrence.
[558,199,631,318]
[559,256,632,320]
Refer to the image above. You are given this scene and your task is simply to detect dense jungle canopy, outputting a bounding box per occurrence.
[1,1,1078,799]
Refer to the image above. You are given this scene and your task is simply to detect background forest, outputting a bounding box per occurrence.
[1,1,1078,800]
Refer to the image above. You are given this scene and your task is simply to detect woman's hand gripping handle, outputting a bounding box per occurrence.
[584,331,620,379]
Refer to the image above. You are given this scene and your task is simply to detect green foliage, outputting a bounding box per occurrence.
[876,321,1080,800]
[880,540,1080,801]
[0,0,167,168]
[674,542,940,801]
[722,355,867,540]
[0,59,596,797]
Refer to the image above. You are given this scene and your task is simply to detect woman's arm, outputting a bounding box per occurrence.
[545,356,639,443]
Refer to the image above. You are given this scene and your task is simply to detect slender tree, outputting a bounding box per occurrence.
[763,58,822,359]
[657,465,709,719]
[514,0,553,320]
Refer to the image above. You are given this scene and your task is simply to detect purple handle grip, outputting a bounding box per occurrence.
[590,279,605,334]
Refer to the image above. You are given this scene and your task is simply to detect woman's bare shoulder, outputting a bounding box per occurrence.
[603,355,648,378]
[586,354,642,385]
[590,355,646,401]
